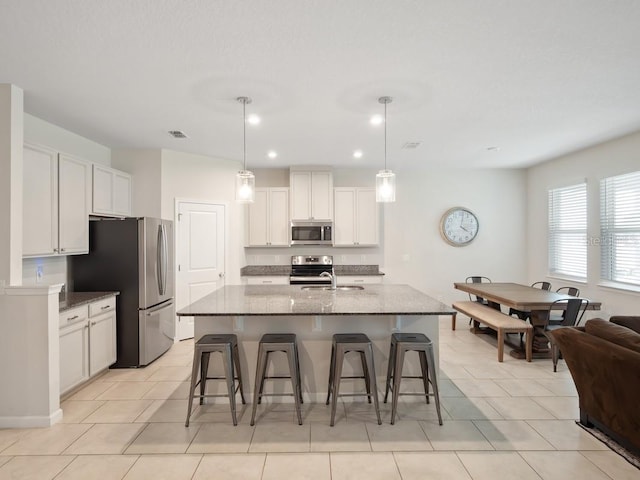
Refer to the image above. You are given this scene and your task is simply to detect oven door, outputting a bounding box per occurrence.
[289,275,332,285]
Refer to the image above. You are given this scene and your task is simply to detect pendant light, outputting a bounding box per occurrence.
[235,96,255,203]
[376,96,396,203]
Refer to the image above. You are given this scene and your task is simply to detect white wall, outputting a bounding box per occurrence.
[24,114,110,166]
[160,149,246,285]
[527,131,640,318]
[383,168,528,305]
[112,149,162,218]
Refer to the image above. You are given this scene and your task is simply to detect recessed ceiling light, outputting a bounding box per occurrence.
[370,115,384,126]
[168,130,188,138]
[486,146,500,152]
[267,151,278,159]
[247,114,261,125]
[402,142,422,149]
[353,150,363,158]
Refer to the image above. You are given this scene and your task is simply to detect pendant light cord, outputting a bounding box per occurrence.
[242,99,247,171]
[384,100,387,171]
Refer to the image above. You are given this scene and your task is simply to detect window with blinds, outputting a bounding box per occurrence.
[548,183,587,279]
[600,170,640,287]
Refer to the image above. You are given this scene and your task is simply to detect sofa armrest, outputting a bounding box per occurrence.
[610,316,640,334]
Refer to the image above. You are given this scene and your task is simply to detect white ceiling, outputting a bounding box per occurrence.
[2,0,640,170]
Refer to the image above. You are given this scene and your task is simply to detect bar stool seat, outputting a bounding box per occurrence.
[326,333,382,426]
[384,332,443,425]
[186,333,245,427]
[250,333,303,426]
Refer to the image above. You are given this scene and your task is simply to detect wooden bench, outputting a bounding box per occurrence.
[452,301,533,362]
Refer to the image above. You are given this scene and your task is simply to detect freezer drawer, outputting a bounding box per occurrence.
[139,300,174,366]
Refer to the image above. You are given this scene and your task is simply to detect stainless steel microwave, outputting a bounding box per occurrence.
[291,221,333,246]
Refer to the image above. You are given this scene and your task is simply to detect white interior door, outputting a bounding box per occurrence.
[176,202,225,341]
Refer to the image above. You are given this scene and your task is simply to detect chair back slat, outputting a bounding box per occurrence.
[549,298,590,327]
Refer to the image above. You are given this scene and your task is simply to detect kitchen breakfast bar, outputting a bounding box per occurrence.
[177,284,455,402]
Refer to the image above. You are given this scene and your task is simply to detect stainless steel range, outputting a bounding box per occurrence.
[289,255,333,285]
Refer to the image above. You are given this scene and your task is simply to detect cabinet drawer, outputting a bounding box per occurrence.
[338,276,383,285]
[245,276,289,285]
[89,296,116,317]
[59,305,89,327]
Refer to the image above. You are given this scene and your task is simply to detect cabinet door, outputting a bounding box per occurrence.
[113,171,132,216]
[92,164,113,214]
[23,144,58,256]
[269,188,290,246]
[58,154,89,254]
[245,276,289,285]
[59,320,89,395]
[310,171,333,220]
[89,311,116,375]
[333,188,356,246]
[248,189,269,246]
[356,188,378,245]
[290,171,311,220]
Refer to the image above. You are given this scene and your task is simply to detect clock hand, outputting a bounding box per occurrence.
[460,225,469,233]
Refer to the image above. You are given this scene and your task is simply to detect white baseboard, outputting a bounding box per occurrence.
[0,408,63,428]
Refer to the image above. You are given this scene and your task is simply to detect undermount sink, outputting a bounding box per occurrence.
[301,285,365,291]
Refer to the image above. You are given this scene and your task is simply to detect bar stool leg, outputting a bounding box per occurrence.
[326,342,336,405]
[233,343,246,404]
[199,351,211,405]
[384,339,397,404]
[250,345,267,426]
[294,342,304,405]
[390,346,405,425]
[364,343,382,425]
[185,347,201,427]
[359,351,372,404]
[221,344,238,426]
[418,350,430,404]
[330,346,345,427]
[426,346,443,425]
[257,351,271,405]
[287,348,303,425]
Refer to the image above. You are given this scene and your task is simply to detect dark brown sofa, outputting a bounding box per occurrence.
[549,316,640,455]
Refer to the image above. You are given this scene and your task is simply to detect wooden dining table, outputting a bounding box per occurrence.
[453,282,602,359]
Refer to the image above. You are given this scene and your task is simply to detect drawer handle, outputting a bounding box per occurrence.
[264,280,273,284]
[67,315,79,321]
[101,305,111,310]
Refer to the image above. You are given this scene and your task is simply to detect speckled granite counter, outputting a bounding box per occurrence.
[240,265,384,277]
[59,291,119,312]
[177,284,452,316]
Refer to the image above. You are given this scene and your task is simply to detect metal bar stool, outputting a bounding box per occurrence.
[326,333,382,426]
[250,333,303,426]
[384,332,443,425]
[186,333,245,427]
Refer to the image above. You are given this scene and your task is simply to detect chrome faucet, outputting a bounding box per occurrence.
[320,269,337,290]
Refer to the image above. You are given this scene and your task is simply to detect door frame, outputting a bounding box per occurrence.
[174,198,229,342]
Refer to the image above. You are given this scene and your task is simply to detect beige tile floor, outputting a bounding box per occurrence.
[1,318,638,480]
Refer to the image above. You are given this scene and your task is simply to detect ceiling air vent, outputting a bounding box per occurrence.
[168,130,188,139]
[402,141,421,149]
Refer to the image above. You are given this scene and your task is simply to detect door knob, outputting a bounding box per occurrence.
[219,272,225,278]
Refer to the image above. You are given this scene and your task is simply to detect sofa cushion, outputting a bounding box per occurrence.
[610,316,640,334]
[585,319,640,354]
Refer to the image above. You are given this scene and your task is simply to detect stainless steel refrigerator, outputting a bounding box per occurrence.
[70,217,175,367]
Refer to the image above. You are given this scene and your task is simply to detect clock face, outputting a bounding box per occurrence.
[440,207,479,246]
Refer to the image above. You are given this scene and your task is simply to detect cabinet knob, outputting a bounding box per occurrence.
[91,321,97,326]
[60,248,66,252]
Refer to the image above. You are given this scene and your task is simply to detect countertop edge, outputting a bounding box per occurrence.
[59,291,120,312]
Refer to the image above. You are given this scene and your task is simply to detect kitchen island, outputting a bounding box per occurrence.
[177,284,455,401]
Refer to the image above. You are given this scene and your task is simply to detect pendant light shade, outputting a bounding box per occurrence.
[376,96,396,203]
[236,96,255,203]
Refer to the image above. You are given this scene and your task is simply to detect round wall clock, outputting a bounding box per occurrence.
[440,207,479,246]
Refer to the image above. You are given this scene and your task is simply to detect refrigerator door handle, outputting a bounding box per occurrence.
[162,224,169,295]
[157,225,165,295]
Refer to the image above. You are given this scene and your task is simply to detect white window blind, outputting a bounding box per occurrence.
[548,183,587,279]
[600,170,640,287]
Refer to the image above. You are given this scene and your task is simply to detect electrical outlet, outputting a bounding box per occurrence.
[36,265,43,283]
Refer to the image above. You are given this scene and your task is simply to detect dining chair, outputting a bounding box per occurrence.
[543,297,590,372]
[509,281,553,320]
[465,276,491,304]
[549,287,581,324]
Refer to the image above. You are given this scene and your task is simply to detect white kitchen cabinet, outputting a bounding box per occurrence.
[337,275,383,285]
[333,188,379,246]
[59,295,117,396]
[290,169,333,221]
[23,144,90,257]
[247,188,289,246]
[243,276,290,285]
[92,164,132,216]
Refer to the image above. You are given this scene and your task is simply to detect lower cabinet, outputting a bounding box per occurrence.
[337,276,383,286]
[59,296,117,396]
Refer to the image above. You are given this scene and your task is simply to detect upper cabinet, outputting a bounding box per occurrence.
[92,165,132,217]
[290,168,333,221]
[333,187,379,246]
[247,188,289,246]
[23,144,90,257]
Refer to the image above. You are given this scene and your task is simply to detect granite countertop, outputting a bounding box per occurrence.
[59,291,119,312]
[240,265,384,276]
[177,284,453,317]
